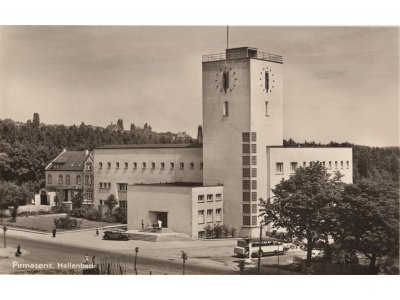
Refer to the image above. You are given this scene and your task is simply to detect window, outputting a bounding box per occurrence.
[198,195,205,203]
[242,144,250,153]
[125,162,128,169]
[303,161,306,168]
[151,162,155,170]
[223,71,229,92]
[251,132,257,142]
[251,144,257,154]
[76,175,81,185]
[198,210,205,224]
[86,189,93,200]
[242,156,250,166]
[252,168,257,177]
[215,209,222,222]
[180,162,184,170]
[65,175,70,185]
[142,162,146,169]
[207,209,213,223]
[243,180,250,190]
[99,162,103,169]
[252,204,257,214]
[170,162,175,170]
[265,101,269,116]
[243,216,251,226]
[108,182,111,188]
[85,175,89,185]
[252,180,257,190]
[100,200,103,205]
[276,162,283,174]
[107,162,111,169]
[118,183,127,191]
[86,163,92,171]
[90,175,93,185]
[252,216,258,226]
[335,161,338,169]
[252,192,257,202]
[322,161,326,168]
[215,194,222,201]
[243,168,250,178]
[242,133,250,142]
[190,162,194,170]
[223,101,229,116]
[243,192,250,202]
[200,162,203,170]
[346,161,350,169]
[161,162,165,169]
[251,156,257,165]
[290,162,298,173]
[99,182,103,188]
[265,72,270,93]
[119,201,127,209]
[47,174,52,184]
[341,161,344,169]
[329,161,332,169]
[116,162,120,169]
[58,175,63,184]
[207,194,213,202]
[243,204,250,214]
[133,162,137,169]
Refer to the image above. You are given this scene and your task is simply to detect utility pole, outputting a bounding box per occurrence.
[226,26,229,49]
[2,224,7,248]
[257,221,263,275]
[134,246,139,275]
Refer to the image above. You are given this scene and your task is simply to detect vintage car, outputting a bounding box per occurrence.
[103,229,129,241]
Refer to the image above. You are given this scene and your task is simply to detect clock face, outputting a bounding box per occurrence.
[259,67,275,94]
[215,66,238,93]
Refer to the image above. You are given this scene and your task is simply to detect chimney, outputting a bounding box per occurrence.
[85,150,89,156]
[197,125,203,144]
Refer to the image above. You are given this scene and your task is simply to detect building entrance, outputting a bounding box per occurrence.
[150,211,168,228]
[40,190,48,205]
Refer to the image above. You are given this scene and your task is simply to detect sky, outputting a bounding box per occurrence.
[0,26,398,147]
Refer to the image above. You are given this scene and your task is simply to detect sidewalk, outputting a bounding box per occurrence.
[6,228,239,272]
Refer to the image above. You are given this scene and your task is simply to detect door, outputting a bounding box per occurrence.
[157,212,168,228]
[40,191,48,205]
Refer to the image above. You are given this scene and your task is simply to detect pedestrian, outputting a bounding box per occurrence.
[92,255,96,265]
[95,228,99,236]
[15,245,22,257]
[141,219,144,229]
[157,219,162,229]
[52,228,56,238]
[84,253,89,264]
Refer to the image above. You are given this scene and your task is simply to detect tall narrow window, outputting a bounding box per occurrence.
[265,72,270,93]
[346,161,350,169]
[76,175,81,185]
[276,162,283,174]
[223,71,229,92]
[47,174,52,184]
[223,101,229,116]
[265,101,269,116]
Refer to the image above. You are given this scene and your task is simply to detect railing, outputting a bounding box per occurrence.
[202,51,283,64]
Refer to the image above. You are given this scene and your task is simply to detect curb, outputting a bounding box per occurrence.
[5,224,126,235]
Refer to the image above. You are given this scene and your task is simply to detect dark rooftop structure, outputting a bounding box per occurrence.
[46,150,92,171]
[202,47,283,64]
[95,143,203,150]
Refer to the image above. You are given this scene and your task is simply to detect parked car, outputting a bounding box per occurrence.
[103,229,129,241]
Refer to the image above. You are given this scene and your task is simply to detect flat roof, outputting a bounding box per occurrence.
[267,146,353,149]
[95,143,202,150]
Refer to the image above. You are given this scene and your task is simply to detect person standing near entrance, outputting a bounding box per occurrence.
[52,227,57,238]
[157,219,162,229]
[141,219,144,229]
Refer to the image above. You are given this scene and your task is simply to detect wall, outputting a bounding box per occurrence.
[94,147,203,206]
[127,185,193,237]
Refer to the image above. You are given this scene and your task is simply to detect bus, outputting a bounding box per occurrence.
[234,237,288,257]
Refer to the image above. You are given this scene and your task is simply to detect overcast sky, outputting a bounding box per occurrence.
[0,26,398,146]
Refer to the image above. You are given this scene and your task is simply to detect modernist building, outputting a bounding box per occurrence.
[93,46,352,238]
[40,149,94,207]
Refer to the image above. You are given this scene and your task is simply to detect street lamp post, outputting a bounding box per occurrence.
[277,242,280,275]
[181,251,187,275]
[257,221,263,275]
[134,246,139,275]
[3,224,7,248]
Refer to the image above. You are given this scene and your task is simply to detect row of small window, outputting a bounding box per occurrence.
[47,174,93,185]
[275,160,350,174]
[243,215,258,226]
[242,132,257,143]
[242,144,257,154]
[198,208,222,224]
[243,203,258,214]
[243,192,258,202]
[243,180,257,190]
[99,183,128,191]
[197,193,222,203]
[99,161,203,171]
[98,200,127,209]
[243,168,257,178]
[242,156,257,166]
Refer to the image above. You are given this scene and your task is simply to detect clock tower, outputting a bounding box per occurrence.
[202,47,283,237]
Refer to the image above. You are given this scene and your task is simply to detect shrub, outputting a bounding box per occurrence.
[204,224,214,239]
[230,227,237,238]
[213,223,223,238]
[83,208,100,221]
[70,208,84,218]
[54,216,81,229]
[51,205,70,214]
[113,207,127,223]
[222,224,230,238]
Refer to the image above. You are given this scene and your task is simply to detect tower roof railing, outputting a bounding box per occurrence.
[202,51,283,64]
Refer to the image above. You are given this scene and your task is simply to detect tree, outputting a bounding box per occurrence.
[71,191,84,209]
[333,179,399,274]
[260,162,344,268]
[105,194,118,214]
